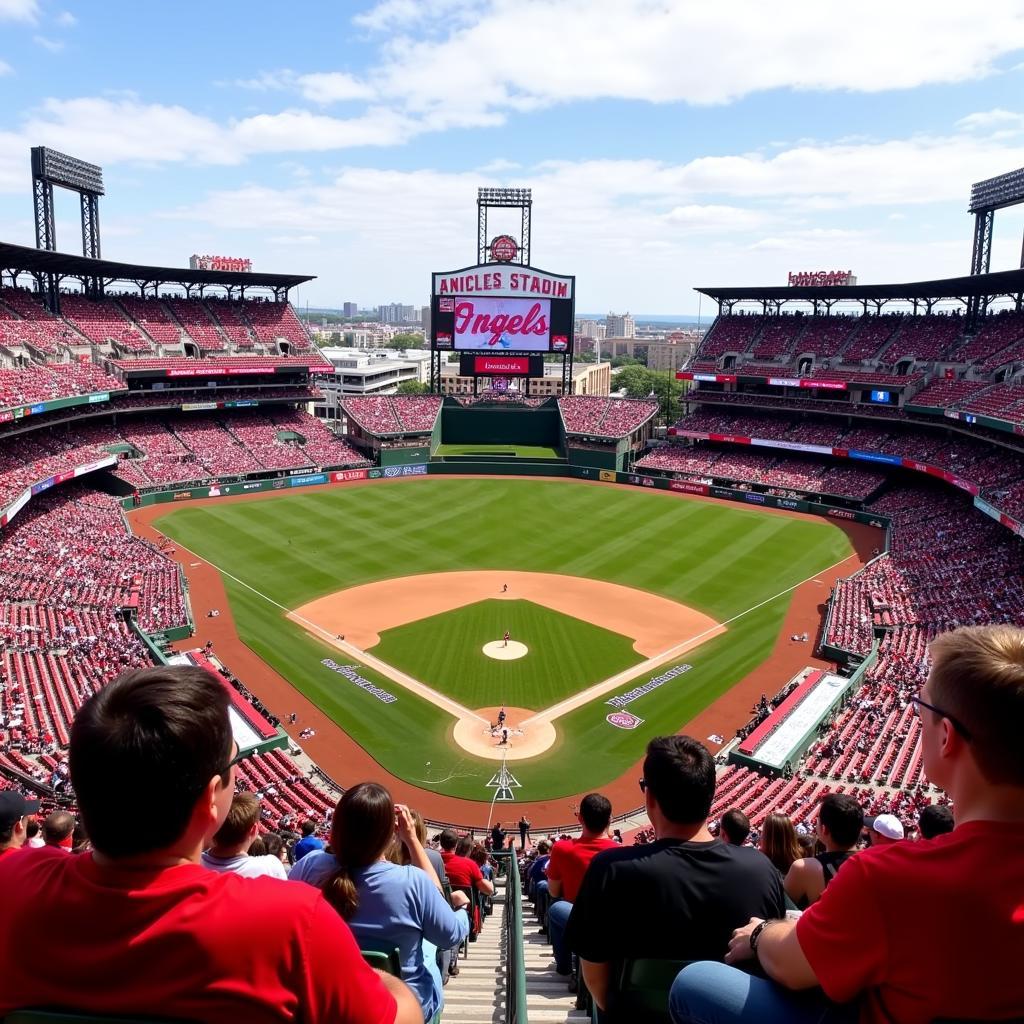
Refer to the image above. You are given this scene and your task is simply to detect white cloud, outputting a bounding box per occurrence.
[269,234,320,245]
[56,10,75,25]
[0,59,11,76]
[664,204,768,232]
[0,0,37,22]
[354,0,1024,128]
[295,72,374,105]
[33,35,64,52]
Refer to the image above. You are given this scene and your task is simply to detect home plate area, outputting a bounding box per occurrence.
[482,640,529,660]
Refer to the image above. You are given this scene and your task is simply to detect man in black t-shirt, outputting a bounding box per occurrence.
[564,736,784,1020]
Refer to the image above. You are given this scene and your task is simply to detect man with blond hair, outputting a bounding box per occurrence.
[670,624,1024,1024]
[201,791,288,879]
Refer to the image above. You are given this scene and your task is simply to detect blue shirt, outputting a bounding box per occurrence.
[292,835,324,861]
[290,853,469,1020]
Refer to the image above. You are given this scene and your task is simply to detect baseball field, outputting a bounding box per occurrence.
[151,477,856,805]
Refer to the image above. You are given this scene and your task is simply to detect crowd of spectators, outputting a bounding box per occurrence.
[341,396,443,436]
[557,396,658,438]
[0,362,125,412]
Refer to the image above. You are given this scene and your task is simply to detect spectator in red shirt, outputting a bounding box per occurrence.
[0,792,40,861]
[0,665,422,1024]
[671,624,1024,1024]
[545,793,616,977]
[439,828,495,897]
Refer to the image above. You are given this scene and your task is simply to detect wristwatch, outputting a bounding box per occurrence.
[749,920,770,956]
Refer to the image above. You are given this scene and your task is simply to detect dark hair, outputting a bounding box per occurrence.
[818,794,863,849]
[929,625,1024,785]
[536,840,550,854]
[42,810,75,845]
[759,813,803,874]
[212,791,260,848]
[262,833,286,860]
[247,836,267,856]
[322,783,394,920]
[300,819,316,837]
[439,828,458,851]
[456,834,473,857]
[579,793,612,834]
[642,736,715,825]
[720,808,750,845]
[918,803,955,840]
[70,666,232,857]
[25,819,40,841]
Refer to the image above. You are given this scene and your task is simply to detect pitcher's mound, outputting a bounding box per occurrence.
[483,640,528,661]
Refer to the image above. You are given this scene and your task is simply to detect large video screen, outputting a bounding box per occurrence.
[453,296,557,352]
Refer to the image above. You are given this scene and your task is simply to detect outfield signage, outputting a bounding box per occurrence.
[606,663,692,709]
[382,464,428,478]
[320,660,397,703]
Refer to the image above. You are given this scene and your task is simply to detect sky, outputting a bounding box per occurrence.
[2,1,1024,314]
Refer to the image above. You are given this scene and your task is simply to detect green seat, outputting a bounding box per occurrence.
[361,947,402,977]
[590,958,695,1024]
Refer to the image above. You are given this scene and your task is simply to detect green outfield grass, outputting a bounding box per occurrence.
[434,443,562,458]
[154,478,853,802]
[370,599,644,710]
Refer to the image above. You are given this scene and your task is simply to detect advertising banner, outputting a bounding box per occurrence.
[751,438,834,456]
[453,297,551,351]
[381,464,428,478]
[800,379,847,391]
[290,473,328,487]
[744,492,766,504]
[848,449,903,466]
[473,355,531,374]
[708,433,752,445]
[599,470,617,482]
[182,402,219,412]
[332,469,369,483]
[669,480,709,495]
[88,392,110,404]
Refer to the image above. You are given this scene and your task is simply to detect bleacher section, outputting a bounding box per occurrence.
[557,396,658,438]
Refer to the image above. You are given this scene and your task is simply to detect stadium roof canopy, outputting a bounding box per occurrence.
[696,267,1024,303]
[0,240,314,290]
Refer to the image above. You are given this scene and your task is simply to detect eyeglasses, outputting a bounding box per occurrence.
[220,746,252,777]
[910,696,971,740]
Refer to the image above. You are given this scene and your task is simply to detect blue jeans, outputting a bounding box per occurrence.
[547,899,573,974]
[534,879,550,925]
[670,962,858,1024]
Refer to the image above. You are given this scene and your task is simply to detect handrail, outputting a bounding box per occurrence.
[493,850,528,1024]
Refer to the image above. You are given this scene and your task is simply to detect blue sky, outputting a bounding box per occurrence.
[2,0,1024,313]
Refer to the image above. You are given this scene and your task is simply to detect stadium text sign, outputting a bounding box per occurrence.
[787,270,856,287]
[433,265,573,300]
[190,254,253,273]
[320,660,397,703]
[606,663,692,708]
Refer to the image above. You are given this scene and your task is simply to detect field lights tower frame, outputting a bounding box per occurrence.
[31,146,105,305]
[967,166,1024,325]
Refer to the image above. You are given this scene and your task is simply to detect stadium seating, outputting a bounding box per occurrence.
[59,294,154,353]
[0,289,76,354]
[0,362,125,412]
[557,396,658,438]
[116,296,183,348]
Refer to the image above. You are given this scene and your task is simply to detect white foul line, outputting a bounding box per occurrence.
[161,533,858,729]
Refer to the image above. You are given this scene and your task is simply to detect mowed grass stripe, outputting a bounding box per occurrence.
[155,479,853,801]
[370,599,643,710]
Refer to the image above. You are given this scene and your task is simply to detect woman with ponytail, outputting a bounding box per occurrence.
[289,782,470,1022]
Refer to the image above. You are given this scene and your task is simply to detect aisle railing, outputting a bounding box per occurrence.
[493,850,528,1024]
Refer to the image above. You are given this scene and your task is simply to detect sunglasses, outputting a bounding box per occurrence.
[910,696,971,741]
[220,746,255,776]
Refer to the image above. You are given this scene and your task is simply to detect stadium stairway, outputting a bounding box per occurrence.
[521,922,590,1023]
[442,884,507,1024]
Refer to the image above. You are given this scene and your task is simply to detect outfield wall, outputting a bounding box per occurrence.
[441,404,562,447]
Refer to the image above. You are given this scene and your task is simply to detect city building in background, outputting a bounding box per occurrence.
[605,312,635,338]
